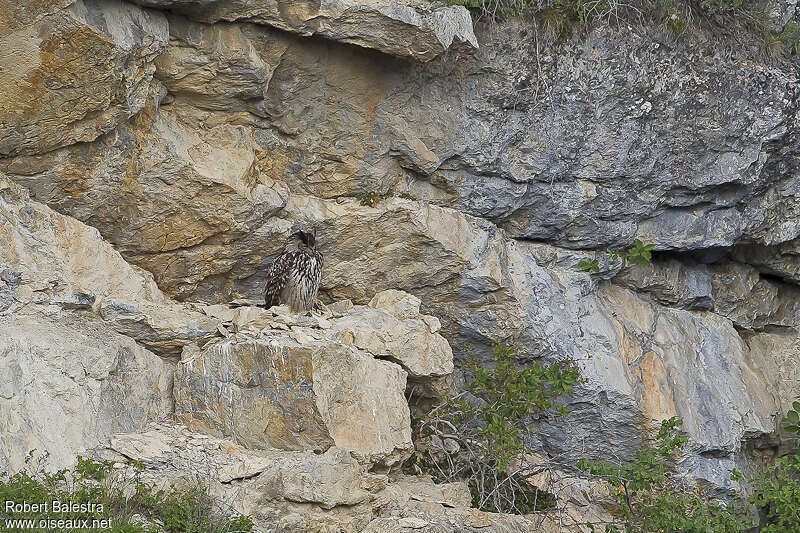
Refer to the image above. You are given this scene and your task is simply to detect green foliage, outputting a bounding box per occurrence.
[579,240,655,273]
[777,22,800,55]
[748,454,800,533]
[579,418,752,533]
[459,342,584,473]
[739,402,800,533]
[608,239,656,268]
[579,258,600,273]
[356,191,384,207]
[411,341,584,513]
[0,452,252,533]
[133,484,253,533]
[783,401,800,437]
[355,189,406,207]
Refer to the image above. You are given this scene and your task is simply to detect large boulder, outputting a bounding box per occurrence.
[176,291,455,467]
[175,324,413,467]
[1,100,288,304]
[101,424,372,529]
[0,0,168,156]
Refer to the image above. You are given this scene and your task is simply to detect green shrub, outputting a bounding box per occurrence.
[356,190,399,207]
[741,401,800,532]
[0,452,252,533]
[579,417,752,533]
[410,341,584,513]
[747,454,800,533]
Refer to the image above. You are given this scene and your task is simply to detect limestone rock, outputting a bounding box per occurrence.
[731,240,800,285]
[615,259,713,310]
[102,425,565,533]
[130,0,478,61]
[102,424,371,526]
[373,476,472,510]
[710,262,800,329]
[0,0,168,156]
[2,99,289,302]
[153,14,287,113]
[333,291,454,379]
[7,14,799,305]
[0,0,796,508]
[174,331,414,467]
[0,177,219,356]
[594,285,777,488]
[363,507,540,532]
[522,453,616,532]
[745,328,800,416]
[369,289,422,319]
[175,336,335,453]
[0,314,172,474]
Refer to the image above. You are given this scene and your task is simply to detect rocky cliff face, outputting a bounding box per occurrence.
[1,0,799,531]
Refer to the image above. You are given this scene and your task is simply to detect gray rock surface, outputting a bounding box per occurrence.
[4,16,799,301]
[710,262,800,329]
[0,177,220,356]
[98,424,561,533]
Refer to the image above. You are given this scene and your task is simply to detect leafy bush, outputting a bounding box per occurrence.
[782,401,800,438]
[410,341,584,513]
[579,417,752,533]
[741,401,800,533]
[747,453,800,533]
[0,452,252,533]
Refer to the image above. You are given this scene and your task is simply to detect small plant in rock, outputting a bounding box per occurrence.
[356,191,383,207]
[578,258,601,273]
[356,190,396,207]
[410,341,584,514]
[579,417,752,533]
[579,239,655,273]
[608,239,656,268]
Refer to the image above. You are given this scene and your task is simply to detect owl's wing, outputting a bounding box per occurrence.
[264,251,291,308]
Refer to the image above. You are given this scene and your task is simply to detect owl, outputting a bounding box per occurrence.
[263,230,323,313]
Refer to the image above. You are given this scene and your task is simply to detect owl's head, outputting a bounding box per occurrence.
[286,230,317,251]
